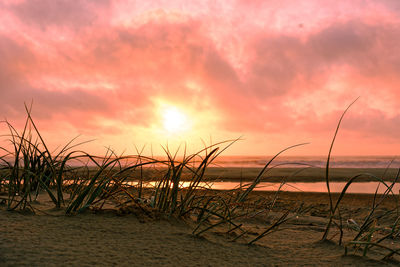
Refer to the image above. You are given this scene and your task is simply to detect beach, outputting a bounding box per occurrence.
[116,167,400,183]
[204,167,400,182]
[1,0,399,265]
[1,187,400,266]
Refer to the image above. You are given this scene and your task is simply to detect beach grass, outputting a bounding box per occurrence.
[1,102,400,262]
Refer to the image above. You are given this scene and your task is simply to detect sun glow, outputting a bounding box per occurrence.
[162,106,189,134]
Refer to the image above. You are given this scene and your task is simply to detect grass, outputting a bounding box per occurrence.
[1,103,400,262]
[314,98,400,261]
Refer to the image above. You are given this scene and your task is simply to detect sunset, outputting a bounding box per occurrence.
[0,0,399,156]
[1,1,400,266]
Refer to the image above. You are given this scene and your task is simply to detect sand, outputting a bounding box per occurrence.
[1,190,400,266]
[101,167,400,182]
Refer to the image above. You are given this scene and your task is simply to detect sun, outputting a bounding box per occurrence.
[162,106,189,134]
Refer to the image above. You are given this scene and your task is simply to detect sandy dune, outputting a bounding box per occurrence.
[1,191,399,266]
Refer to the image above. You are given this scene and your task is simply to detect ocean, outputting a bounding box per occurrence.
[212,155,399,168]
[14,155,397,169]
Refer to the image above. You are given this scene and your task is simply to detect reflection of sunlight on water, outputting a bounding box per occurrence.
[193,181,400,194]
[63,180,400,194]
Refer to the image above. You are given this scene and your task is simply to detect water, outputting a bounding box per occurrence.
[119,180,399,194]
[40,155,400,194]
[60,155,398,169]
[207,181,399,194]
[213,155,399,168]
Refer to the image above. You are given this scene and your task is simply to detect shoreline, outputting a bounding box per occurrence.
[79,167,398,182]
[203,167,400,182]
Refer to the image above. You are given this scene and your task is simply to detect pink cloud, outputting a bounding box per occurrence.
[0,0,399,154]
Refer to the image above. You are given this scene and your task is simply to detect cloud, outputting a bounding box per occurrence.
[0,0,399,154]
[8,0,110,30]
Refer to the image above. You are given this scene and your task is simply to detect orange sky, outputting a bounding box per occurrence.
[0,0,400,156]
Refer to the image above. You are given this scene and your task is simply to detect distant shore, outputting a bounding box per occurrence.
[97,167,399,183]
[203,167,399,182]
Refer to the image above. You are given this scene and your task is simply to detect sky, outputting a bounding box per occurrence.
[0,0,400,156]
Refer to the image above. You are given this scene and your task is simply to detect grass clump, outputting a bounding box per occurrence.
[0,104,91,211]
[317,99,400,261]
[1,102,400,262]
